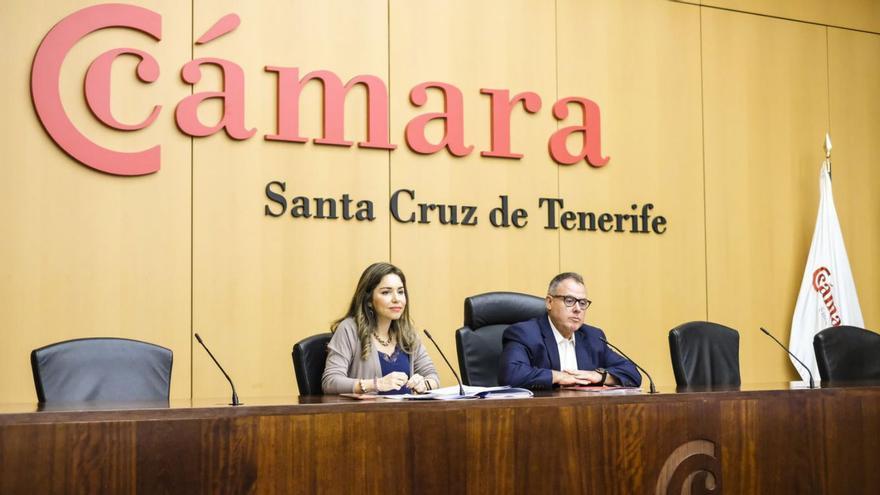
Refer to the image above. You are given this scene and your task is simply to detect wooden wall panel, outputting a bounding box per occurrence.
[388,0,560,385]
[828,28,880,331]
[0,0,193,401]
[0,0,879,401]
[191,0,391,399]
[557,0,705,388]
[702,9,830,383]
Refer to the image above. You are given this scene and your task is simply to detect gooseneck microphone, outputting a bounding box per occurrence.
[423,329,465,396]
[194,333,242,405]
[598,336,657,394]
[759,327,816,389]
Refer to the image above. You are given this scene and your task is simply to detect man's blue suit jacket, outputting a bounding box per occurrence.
[498,316,642,390]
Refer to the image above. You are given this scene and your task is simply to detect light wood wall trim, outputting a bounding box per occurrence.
[672,0,880,35]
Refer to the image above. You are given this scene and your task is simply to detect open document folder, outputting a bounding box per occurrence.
[342,385,533,401]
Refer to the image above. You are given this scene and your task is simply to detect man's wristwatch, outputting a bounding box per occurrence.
[596,368,608,386]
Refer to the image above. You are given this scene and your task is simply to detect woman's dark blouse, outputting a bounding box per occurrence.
[378,346,411,395]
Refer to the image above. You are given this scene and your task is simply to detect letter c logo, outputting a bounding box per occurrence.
[812,266,831,292]
[655,439,721,494]
[31,4,162,176]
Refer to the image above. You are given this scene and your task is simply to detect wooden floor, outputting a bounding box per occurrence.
[0,384,878,494]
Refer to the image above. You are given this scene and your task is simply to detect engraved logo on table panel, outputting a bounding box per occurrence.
[655,439,721,495]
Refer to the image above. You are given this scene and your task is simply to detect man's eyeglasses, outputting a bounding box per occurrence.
[549,294,591,310]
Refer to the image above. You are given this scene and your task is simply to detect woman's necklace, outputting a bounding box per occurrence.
[373,331,393,347]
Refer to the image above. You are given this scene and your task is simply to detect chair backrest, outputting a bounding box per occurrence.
[813,325,880,382]
[668,321,741,388]
[31,337,173,403]
[292,333,332,395]
[455,292,546,386]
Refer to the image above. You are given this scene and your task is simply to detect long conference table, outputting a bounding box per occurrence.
[0,383,878,494]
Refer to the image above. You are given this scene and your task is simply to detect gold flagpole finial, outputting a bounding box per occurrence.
[824,132,832,180]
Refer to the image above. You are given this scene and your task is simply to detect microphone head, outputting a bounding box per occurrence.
[423,329,433,339]
[759,327,771,335]
[194,333,203,344]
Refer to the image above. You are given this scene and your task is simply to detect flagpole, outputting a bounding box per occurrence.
[824,132,832,180]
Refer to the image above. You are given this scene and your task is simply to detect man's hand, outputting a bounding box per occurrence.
[566,369,604,383]
[553,369,610,386]
[552,370,593,386]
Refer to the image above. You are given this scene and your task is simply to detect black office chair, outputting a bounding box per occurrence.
[813,325,880,382]
[455,291,546,386]
[668,321,741,388]
[292,333,332,395]
[31,337,173,403]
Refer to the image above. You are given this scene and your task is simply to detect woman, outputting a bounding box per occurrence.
[322,262,440,395]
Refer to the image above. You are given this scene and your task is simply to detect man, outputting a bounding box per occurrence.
[498,272,642,389]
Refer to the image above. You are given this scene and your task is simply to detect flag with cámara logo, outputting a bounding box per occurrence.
[789,152,864,383]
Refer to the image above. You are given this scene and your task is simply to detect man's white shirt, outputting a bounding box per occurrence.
[549,316,578,371]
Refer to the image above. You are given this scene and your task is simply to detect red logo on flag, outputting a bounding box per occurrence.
[812,267,841,326]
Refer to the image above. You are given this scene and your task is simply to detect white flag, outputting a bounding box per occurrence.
[789,161,863,382]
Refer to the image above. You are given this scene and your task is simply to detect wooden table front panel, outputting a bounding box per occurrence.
[1,387,878,494]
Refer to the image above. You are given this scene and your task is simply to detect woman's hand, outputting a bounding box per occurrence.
[376,371,408,392]
[406,373,428,394]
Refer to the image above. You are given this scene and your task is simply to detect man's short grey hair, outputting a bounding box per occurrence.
[548,272,585,294]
